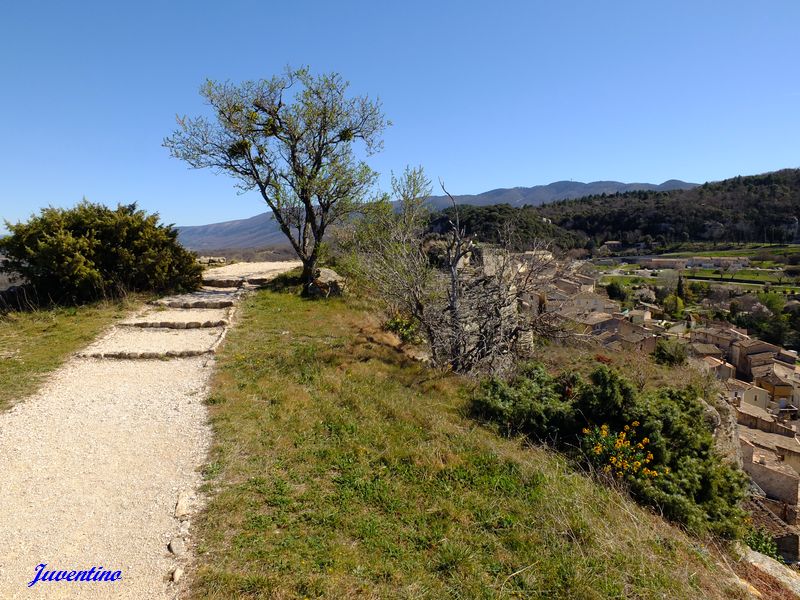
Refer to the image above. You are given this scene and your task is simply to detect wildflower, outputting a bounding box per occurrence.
[664,467,671,474]
[646,452,653,461]
[637,443,644,450]
[642,437,649,444]
[582,427,590,434]
[632,421,640,427]
[624,425,630,431]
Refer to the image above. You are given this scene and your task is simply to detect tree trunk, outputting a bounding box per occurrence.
[301,258,317,286]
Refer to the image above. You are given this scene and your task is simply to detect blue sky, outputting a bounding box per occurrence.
[1,1,798,229]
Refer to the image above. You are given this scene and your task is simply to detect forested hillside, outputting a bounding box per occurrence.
[429,204,585,249]
[537,169,800,245]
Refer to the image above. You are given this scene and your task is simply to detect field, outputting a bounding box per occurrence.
[189,288,748,599]
[661,243,800,258]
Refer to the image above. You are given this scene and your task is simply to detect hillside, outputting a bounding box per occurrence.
[176,179,696,251]
[190,287,753,599]
[537,168,800,245]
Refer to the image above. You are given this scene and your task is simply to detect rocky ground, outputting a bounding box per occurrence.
[0,261,297,599]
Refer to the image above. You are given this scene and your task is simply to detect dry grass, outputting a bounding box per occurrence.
[190,290,749,599]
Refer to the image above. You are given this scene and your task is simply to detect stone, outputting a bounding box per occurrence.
[306,267,345,298]
[179,520,190,535]
[171,566,184,582]
[168,537,186,555]
[174,491,191,519]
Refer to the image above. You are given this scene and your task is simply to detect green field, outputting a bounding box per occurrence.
[661,244,800,258]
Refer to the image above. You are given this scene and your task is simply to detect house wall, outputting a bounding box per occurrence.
[731,385,771,410]
[761,496,800,525]
[776,534,800,563]
[737,407,796,437]
[742,443,800,504]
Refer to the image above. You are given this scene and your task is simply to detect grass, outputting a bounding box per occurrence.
[661,244,800,258]
[0,296,143,410]
[191,289,748,599]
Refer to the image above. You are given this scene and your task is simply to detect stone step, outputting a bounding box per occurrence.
[119,307,230,330]
[78,349,213,359]
[201,278,244,288]
[120,320,227,329]
[153,289,242,309]
[77,326,225,359]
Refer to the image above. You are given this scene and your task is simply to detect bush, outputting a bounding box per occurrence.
[471,363,748,537]
[383,312,421,344]
[0,201,202,304]
[743,528,781,561]
[606,280,628,301]
[653,338,688,366]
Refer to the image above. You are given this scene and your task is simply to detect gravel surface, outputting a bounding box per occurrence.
[121,308,230,326]
[80,326,223,356]
[0,261,298,599]
[202,260,301,282]
[0,357,212,599]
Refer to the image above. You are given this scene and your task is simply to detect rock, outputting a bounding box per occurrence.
[171,566,184,582]
[168,537,186,556]
[179,520,190,535]
[174,491,191,520]
[742,547,800,596]
[306,268,345,298]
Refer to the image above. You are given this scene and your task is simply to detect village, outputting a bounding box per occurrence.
[533,252,800,563]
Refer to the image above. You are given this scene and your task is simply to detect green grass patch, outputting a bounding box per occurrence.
[662,244,800,258]
[192,290,746,599]
[0,297,144,410]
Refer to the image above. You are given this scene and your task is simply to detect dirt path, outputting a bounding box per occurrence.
[0,261,299,598]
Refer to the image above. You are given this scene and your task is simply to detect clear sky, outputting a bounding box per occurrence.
[1,0,798,229]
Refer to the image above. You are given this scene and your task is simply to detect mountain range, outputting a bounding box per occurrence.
[177,179,697,250]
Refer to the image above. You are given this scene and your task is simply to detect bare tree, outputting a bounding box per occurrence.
[346,168,568,374]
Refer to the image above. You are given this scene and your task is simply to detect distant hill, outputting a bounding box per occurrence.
[177,212,286,251]
[424,179,696,211]
[177,178,697,250]
[537,168,800,244]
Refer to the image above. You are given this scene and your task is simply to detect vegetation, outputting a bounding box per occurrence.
[165,67,388,288]
[192,289,746,599]
[653,338,688,367]
[0,297,143,410]
[743,528,781,562]
[537,169,800,246]
[471,364,748,537]
[429,204,585,250]
[343,168,566,374]
[0,202,200,305]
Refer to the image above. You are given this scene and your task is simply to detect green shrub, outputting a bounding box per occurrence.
[743,528,781,561]
[0,201,201,304]
[383,313,421,344]
[471,363,748,537]
[653,338,688,366]
[606,280,628,301]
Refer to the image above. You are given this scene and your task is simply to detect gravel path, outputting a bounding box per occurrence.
[0,262,295,598]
